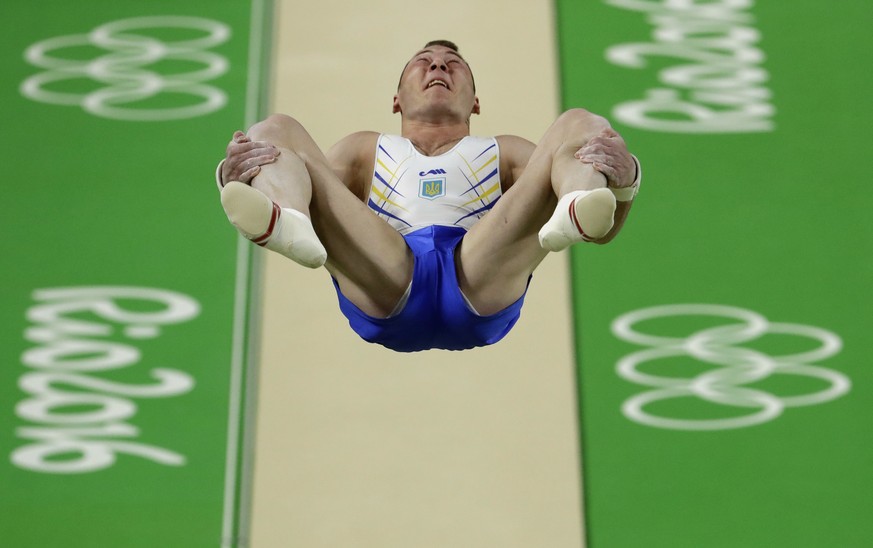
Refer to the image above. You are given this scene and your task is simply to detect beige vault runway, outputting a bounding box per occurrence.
[248,2,584,546]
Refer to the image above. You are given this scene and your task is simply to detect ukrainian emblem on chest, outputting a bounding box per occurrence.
[419,176,446,200]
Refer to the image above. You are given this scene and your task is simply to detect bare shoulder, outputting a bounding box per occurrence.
[495,135,536,190]
[327,131,380,165]
[496,134,535,157]
[326,131,380,200]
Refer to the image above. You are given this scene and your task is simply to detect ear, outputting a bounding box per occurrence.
[392,94,401,114]
[471,96,480,115]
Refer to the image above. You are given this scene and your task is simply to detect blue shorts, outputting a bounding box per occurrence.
[332,225,529,352]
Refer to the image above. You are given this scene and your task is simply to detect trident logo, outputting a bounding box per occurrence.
[419,177,446,200]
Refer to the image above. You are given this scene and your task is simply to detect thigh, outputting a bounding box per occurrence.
[455,148,555,316]
[249,115,413,317]
[456,109,612,315]
[306,157,414,317]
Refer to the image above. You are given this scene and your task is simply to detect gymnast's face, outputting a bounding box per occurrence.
[393,45,480,122]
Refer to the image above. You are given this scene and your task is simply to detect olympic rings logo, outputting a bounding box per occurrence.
[611,304,850,431]
[20,16,231,121]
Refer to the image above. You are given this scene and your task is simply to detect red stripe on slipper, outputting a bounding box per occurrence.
[568,198,592,241]
[252,202,280,246]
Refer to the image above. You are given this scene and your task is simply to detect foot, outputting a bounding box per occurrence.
[538,188,616,251]
[220,181,327,268]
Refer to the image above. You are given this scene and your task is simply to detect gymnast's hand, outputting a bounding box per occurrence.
[220,131,281,185]
[574,128,636,189]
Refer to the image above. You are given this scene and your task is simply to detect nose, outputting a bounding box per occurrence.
[429,58,448,72]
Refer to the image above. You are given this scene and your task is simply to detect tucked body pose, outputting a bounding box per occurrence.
[216,40,641,352]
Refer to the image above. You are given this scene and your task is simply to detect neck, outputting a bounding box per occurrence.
[400,119,471,156]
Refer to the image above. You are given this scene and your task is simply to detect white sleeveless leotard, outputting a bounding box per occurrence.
[368,134,502,234]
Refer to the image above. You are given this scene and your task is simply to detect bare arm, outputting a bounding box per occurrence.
[495,134,536,193]
[325,131,380,202]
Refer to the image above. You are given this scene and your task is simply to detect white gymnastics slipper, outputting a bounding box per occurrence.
[538,188,616,251]
[220,181,327,268]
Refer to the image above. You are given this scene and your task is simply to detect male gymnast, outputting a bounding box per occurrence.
[215,40,641,352]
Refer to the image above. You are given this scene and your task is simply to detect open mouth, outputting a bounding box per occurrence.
[426,79,449,90]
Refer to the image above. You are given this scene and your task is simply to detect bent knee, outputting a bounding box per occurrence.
[556,108,610,133]
[557,107,608,125]
[247,113,306,141]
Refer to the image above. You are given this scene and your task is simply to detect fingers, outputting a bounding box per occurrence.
[241,152,280,171]
[222,130,281,182]
[575,141,609,159]
[226,130,276,158]
[578,131,624,153]
[227,137,275,156]
[575,142,614,162]
[228,141,277,157]
[578,128,625,154]
[239,166,262,183]
[228,151,280,181]
[574,129,634,187]
[578,153,631,187]
[588,162,619,182]
[574,128,628,164]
